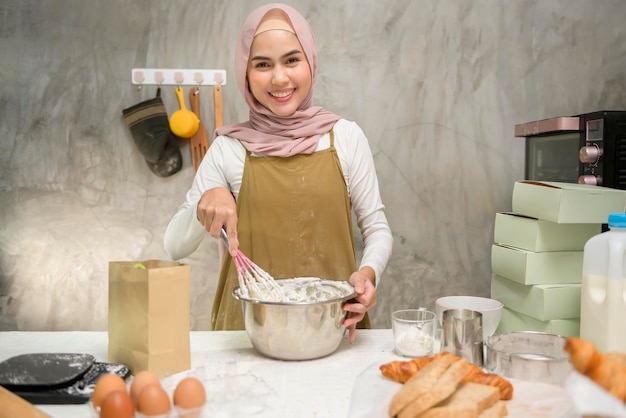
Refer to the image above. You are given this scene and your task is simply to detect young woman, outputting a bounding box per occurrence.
[164,3,393,341]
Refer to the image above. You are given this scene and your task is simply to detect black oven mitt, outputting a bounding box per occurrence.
[122,88,183,177]
[0,353,130,404]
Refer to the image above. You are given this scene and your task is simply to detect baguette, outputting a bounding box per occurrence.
[397,358,472,418]
[418,382,500,418]
[389,354,459,417]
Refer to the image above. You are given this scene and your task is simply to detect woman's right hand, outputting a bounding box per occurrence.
[196,187,239,256]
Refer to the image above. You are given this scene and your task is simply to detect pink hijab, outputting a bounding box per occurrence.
[214,3,341,157]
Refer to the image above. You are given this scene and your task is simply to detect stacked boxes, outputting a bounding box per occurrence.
[491,181,626,337]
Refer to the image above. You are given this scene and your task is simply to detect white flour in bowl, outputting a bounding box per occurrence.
[239,277,354,303]
[278,277,354,303]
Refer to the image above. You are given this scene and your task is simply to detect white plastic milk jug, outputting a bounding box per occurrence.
[580,213,626,352]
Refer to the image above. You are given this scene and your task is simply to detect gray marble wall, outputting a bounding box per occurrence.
[1,0,625,331]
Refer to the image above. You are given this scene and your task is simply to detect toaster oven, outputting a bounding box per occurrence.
[516,111,626,189]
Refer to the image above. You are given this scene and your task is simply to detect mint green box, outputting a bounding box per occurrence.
[491,274,581,321]
[494,212,600,252]
[511,181,626,223]
[496,307,580,337]
[491,244,582,285]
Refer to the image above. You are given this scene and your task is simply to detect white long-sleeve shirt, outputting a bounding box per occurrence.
[163,118,393,283]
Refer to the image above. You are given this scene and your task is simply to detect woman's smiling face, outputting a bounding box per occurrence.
[247,29,312,117]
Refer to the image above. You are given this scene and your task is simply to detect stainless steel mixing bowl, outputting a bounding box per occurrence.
[232,279,355,361]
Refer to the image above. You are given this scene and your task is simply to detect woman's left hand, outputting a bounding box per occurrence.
[342,267,377,342]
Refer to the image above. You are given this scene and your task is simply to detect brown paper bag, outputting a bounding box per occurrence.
[108,260,191,377]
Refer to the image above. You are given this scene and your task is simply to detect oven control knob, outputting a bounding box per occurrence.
[579,175,602,186]
[579,145,602,164]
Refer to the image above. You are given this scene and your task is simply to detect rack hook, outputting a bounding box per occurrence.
[154,71,165,86]
[174,71,185,86]
[134,70,145,91]
[193,72,204,95]
[214,71,224,86]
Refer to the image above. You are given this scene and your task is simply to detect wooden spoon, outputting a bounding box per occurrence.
[214,83,223,129]
[189,87,210,173]
[213,72,224,129]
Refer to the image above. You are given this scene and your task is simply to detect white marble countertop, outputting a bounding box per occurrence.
[0,329,403,418]
[0,330,588,418]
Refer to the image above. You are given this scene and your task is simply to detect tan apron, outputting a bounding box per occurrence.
[210,129,371,330]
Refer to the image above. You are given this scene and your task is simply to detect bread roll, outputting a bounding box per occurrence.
[418,382,500,418]
[389,354,458,417]
[380,353,513,400]
[397,358,472,418]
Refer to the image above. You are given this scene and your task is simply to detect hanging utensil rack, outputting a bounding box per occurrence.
[131,68,227,87]
[132,68,226,172]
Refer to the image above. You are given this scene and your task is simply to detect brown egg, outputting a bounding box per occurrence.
[173,377,206,409]
[100,390,135,418]
[92,373,127,410]
[136,383,171,416]
[129,370,160,405]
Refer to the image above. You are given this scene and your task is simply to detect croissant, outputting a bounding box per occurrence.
[379,352,451,383]
[463,370,514,401]
[607,352,626,367]
[564,337,626,402]
[380,352,513,400]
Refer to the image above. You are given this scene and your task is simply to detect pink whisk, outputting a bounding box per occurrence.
[221,228,286,300]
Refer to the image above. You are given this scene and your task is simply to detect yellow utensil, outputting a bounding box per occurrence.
[169,86,199,138]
